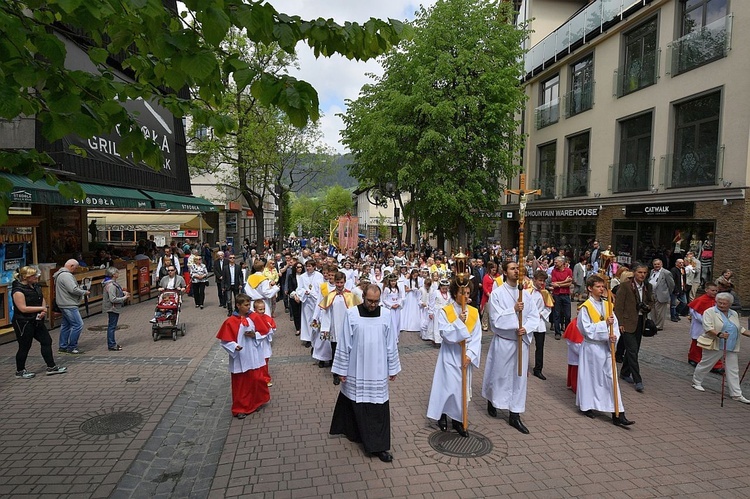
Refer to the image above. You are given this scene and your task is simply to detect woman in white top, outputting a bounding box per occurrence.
[401,269,422,333]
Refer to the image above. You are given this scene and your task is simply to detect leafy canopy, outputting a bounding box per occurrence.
[0,0,411,222]
[341,0,528,246]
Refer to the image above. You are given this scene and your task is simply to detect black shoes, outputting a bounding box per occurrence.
[452,419,469,438]
[688,360,698,367]
[371,451,393,463]
[438,414,448,432]
[612,413,635,427]
[533,371,546,381]
[303,341,311,348]
[509,413,529,434]
[487,401,497,418]
[333,374,340,386]
[318,361,326,368]
[583,409,595,419]
[711,368,725,375]
[554,333,561,340]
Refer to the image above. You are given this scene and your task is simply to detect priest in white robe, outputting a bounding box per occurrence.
[427,279,481,437]
[576,274,634,427]
[244,260,280,315]
[330,285,401,463]
[295,260,324,348]
[481,261,540,434]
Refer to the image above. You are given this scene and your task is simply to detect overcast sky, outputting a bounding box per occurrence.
[272,1,437,153]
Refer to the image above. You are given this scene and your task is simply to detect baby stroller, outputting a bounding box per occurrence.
[151,290,186,341]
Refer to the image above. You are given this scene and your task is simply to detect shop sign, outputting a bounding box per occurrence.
[525,207,599,218]
[136,258,151,296]
[625,202,694,217]
[503,211,515,220]
[170,230,198,237]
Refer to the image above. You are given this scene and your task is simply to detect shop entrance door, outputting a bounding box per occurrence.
[612,231,636,267]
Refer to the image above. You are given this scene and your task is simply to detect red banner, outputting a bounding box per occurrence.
[337,215,358,251]
[136,258,151,296]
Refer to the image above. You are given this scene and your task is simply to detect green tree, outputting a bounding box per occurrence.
[188,32,335,248]
[0,1,410,222]
[342,0,528,249]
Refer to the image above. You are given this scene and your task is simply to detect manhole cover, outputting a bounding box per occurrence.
[80,411,144,435]
[428,430,493,457]
[126,377,141,383]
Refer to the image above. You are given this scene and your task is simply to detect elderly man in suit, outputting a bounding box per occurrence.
[648,259,674,330]
[614,264,654,393]
[222,254,243,316]
[214,251,227,308]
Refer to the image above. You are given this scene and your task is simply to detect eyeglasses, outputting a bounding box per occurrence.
[229,256,235,259]
[168,269,176,272]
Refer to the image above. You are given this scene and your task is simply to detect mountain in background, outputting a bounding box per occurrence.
[296,154,357,196]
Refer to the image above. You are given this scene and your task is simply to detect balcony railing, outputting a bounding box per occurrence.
[613,49,660,97]
[667,14,733,77]
[523,0,651,78]
[661,145,724,189]
[534,99,559,129]
[609,158,654,193]
[563,81,595,118]
[533,176,556,200]
[562,168,590,198]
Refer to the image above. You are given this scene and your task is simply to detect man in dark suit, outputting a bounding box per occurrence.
[222,254,243,316]
[213,251,227,307]
[614,264,654,393]
[470,259,484,308]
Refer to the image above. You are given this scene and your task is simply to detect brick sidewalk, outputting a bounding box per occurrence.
[0,296,749,498]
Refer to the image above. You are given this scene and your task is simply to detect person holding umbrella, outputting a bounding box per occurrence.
[692,292,750,404]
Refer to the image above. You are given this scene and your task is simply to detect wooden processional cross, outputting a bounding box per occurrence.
[504,173,541,376]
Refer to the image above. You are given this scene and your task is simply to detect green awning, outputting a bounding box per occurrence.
[3,173,151,209]
[140,190,218,212]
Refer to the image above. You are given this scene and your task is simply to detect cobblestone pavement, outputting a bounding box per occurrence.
[0,291,749,498]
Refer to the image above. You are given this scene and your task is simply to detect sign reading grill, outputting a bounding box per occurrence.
[428,430,493,458]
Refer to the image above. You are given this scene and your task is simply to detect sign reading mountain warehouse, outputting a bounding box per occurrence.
[525,207,599,218]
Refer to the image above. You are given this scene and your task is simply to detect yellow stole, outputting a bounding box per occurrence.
[494,276,504,287]
[247,273,267,289]
[321,290,355,309]
[580,298,606,323]
[320,282,332,297]
[442,304,479,333]
[537,288,554,308]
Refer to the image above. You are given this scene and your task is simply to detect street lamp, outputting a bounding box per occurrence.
[365,182,401,246]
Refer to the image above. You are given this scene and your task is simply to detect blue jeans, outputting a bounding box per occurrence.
[59,307,84,351]
[107,312,120,349]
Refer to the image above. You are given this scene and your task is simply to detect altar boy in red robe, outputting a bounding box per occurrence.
[250,299,276,387]
[216,294,270,419]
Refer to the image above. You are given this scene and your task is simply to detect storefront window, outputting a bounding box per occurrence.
[528,219,597,258]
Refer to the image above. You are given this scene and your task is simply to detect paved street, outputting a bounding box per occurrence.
[1,289,749,498]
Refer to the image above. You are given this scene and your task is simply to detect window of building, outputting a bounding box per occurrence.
[615,112,653,193]
[535,75,559,129]
[619,18,658,96]
[565,54,594,117]
[536,142,556,199]
[565,132,590,197]
[195,126,209,140]
[671,0,730,75]
[671,91,721,188]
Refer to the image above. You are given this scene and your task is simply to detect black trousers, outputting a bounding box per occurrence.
[225,285,240,314]
[620,315,644,384]
[289,299,302,331]
[533,331,545,373]
[192,282,206,306]
[14,319,55,372]
[216,280,225,306]
[330,393,390,454]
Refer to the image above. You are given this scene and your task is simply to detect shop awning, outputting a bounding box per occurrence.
[140,190,218,212]
[91,213,213,232]
[3,173,152,209]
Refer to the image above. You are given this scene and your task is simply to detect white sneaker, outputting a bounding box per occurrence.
[692,384,705,392]
[732,395,750,404]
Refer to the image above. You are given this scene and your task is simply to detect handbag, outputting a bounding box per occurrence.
[642,318,658,337]
[696,333,718,350]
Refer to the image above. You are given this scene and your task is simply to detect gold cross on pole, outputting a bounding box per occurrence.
[504,173,540,377]
[504,174,540,260]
